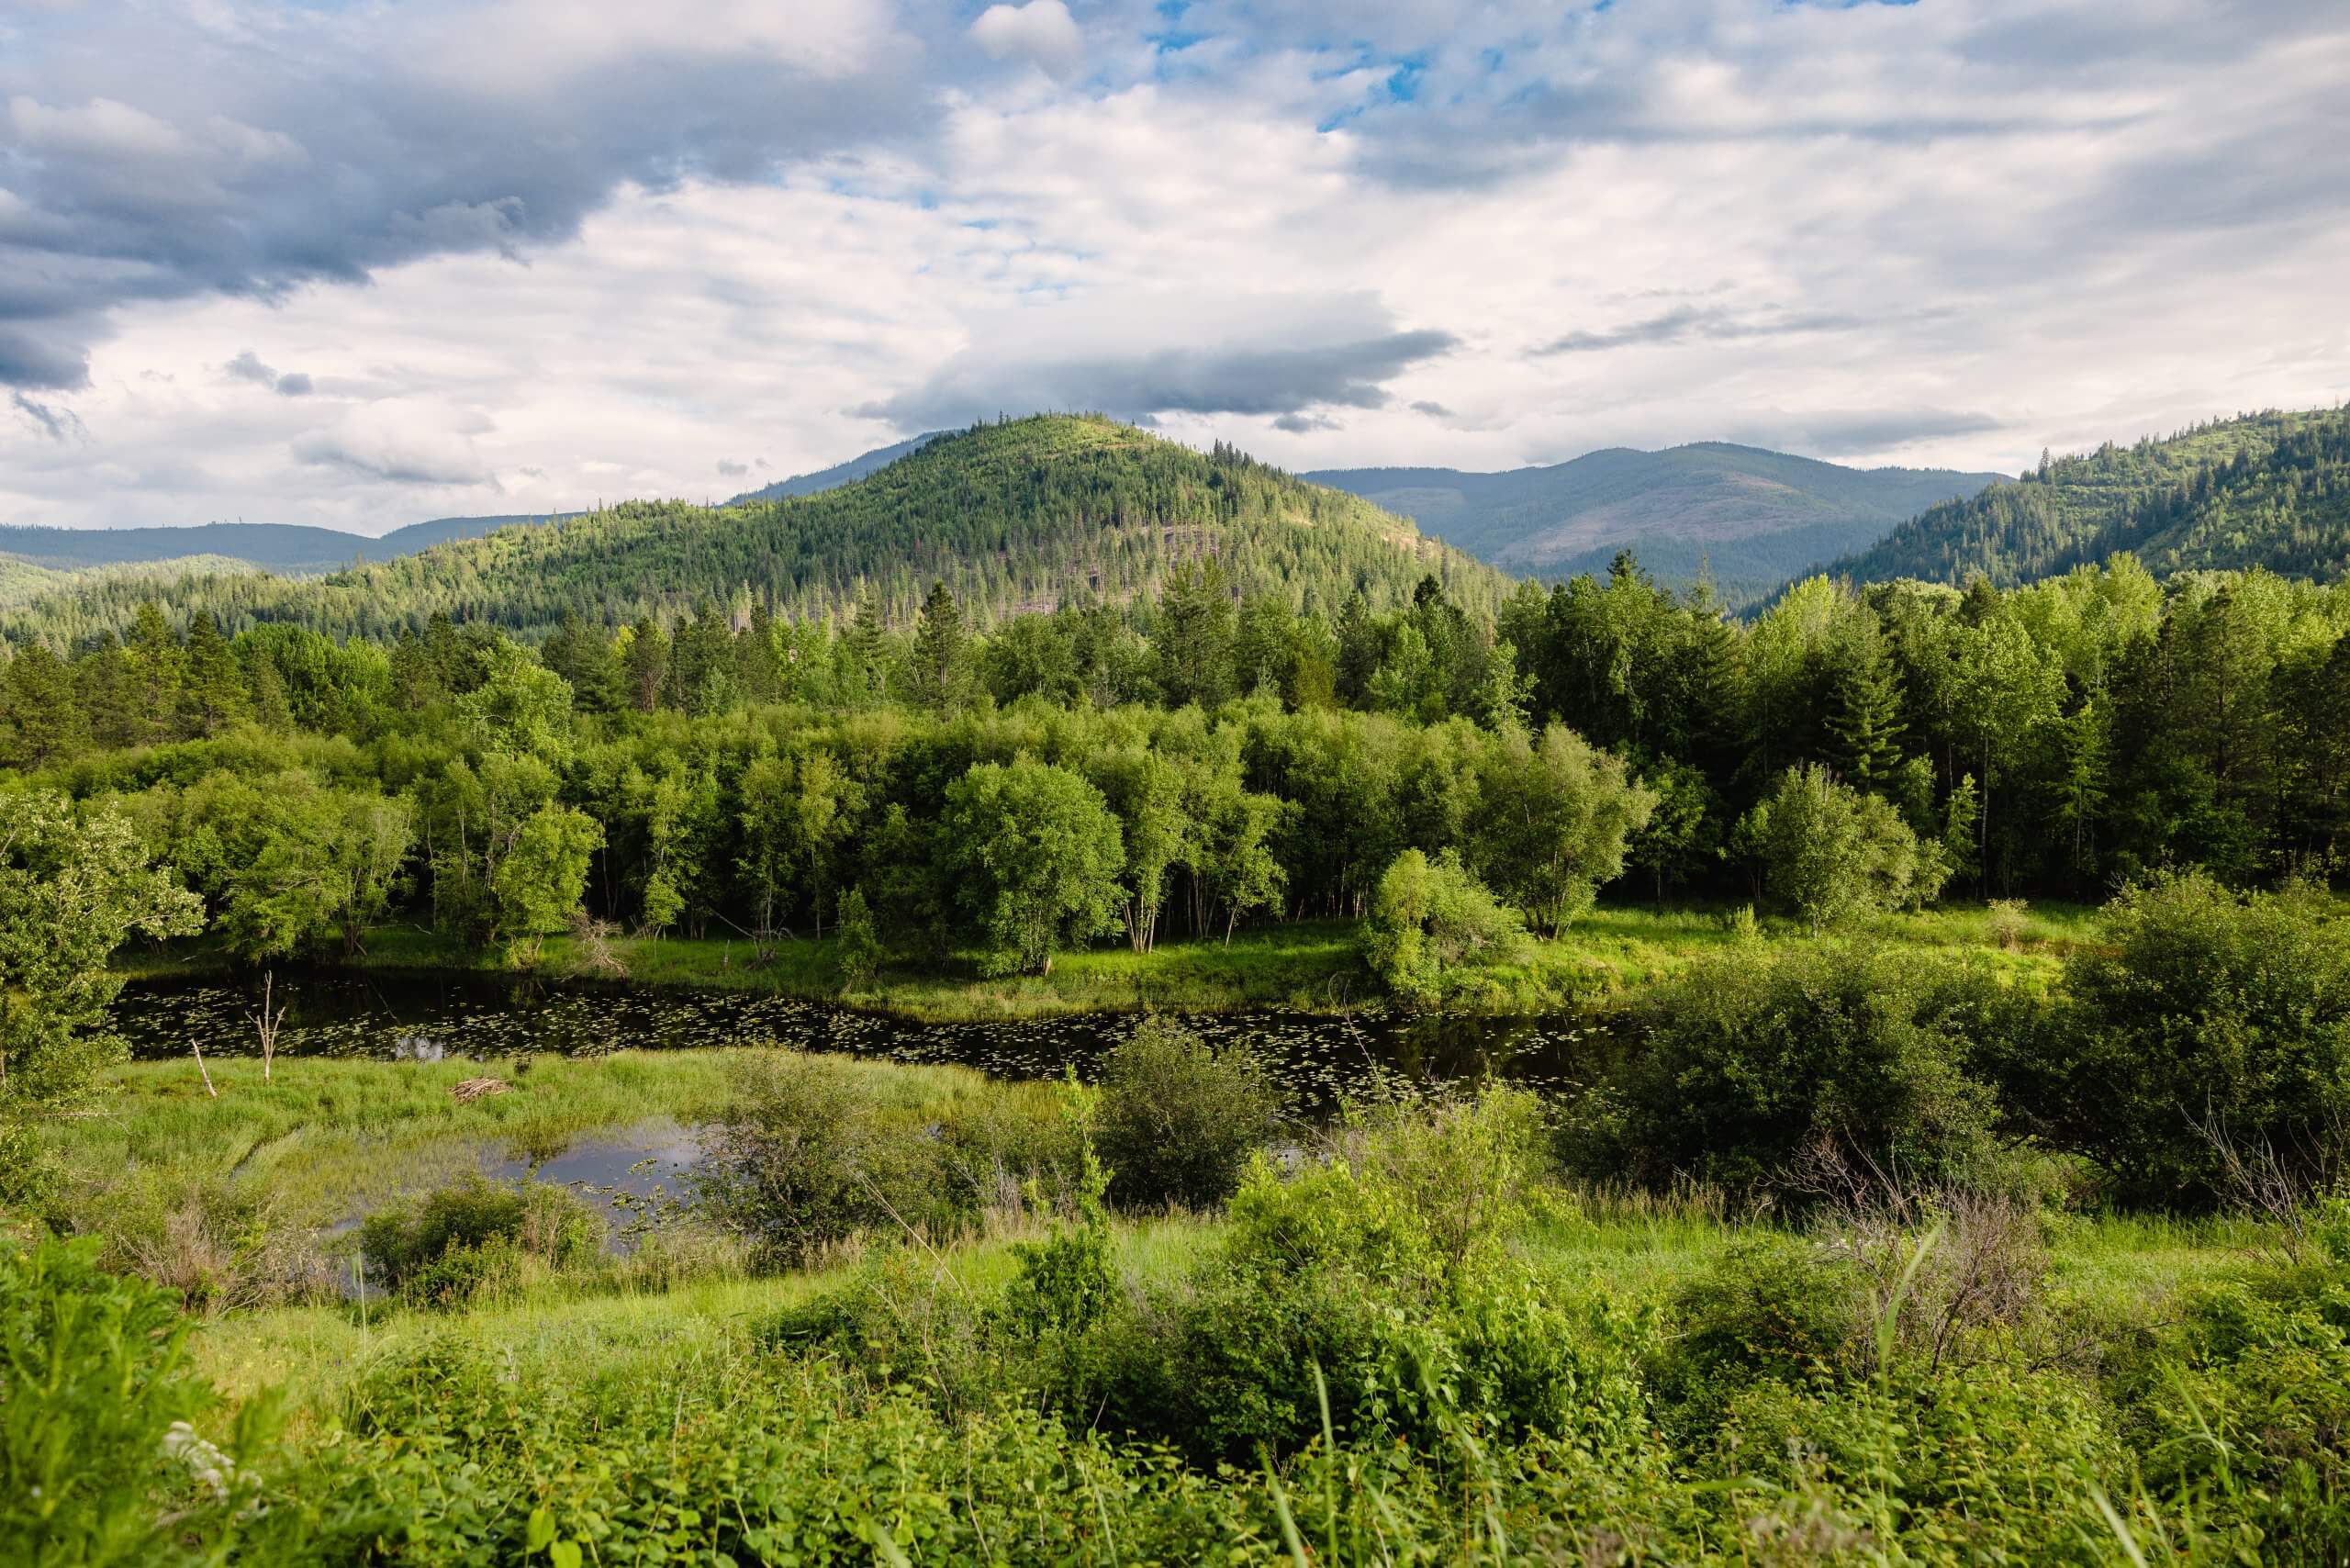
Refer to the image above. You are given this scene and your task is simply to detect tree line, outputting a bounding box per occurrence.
[2,548,2346,981]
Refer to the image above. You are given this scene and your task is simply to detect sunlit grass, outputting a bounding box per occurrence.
[120,896,2129,1021]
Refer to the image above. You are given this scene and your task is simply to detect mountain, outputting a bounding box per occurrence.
[725,432,948,504]
[1830,407,2350,589]
[4,416,1515,645]
[0,513,574,576]
[1306,444,2006,606]
[0,434,936,577]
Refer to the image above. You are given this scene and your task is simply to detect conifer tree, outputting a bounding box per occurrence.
[908,581,971,711]
[1826,637,1906,790]
[179,611,249,737]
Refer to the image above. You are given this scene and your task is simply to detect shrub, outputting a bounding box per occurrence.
[358,1175,599,1306]
[1737,763,1947,930]
[0,1238,241,1563]
[2024,873,2350,1206]
[833,883,880,989]
[1360,847,1527,1005]
[1596,943,2010,1196]
[698,1050,1023,1265]
[1094,1017,1281,1210]
[1651,1238,1863,1440]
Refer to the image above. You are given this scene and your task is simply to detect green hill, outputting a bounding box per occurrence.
[2,416,1514,646]
[1830,407,2350,588]
[1306,443,2004,606]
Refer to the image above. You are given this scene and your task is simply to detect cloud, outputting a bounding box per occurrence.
[1535,306,1863,356]
[1273,411,1342,433]
[715,458,749,476]
[1729,408,2009,458]
[11,391,87,442]
[292,403,495,486]
[222,349,311,396]
[0,327,91,391]
[0,0,927,386]
[968,1,1084,83]
[861,294,1457,430]
[1409,400,1455,418]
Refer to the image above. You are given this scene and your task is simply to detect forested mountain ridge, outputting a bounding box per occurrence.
[1306,443,2005,607]
[0,415,1513,648]
[1831,407,2350,589]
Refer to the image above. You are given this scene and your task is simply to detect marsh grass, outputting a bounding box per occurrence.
[118,898,2111,1022]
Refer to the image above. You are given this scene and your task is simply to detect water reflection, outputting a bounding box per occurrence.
[110,970,1619,1107]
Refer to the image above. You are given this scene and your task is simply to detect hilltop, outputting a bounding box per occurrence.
[1307,443,2004,606]
[1830,407,2350,588]
[3,416,1514,645]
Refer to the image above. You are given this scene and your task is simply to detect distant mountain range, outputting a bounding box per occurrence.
[5,416,1514,644]
[0,437,947,579]
[1828,407,2350,589]
[0,514,575,577]
[725,432,948,505]
[1305,445,2009,606]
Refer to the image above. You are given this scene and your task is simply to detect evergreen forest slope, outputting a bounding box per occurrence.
[1307,443,2005,606]
[2,415,1513,645]
[1830,406,2350,588]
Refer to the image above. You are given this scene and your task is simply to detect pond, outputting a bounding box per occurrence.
[111,969,1617,1108]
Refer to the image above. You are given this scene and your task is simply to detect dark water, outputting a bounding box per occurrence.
[111,970,1615,1106]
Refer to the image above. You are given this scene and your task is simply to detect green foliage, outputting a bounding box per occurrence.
[0,791,201,1124]
[1360,848,1528,1004]
[1739,762,1946,929]
[942,757,1126,976]
[490,802,603,962]
[1094,1017,1281,1210]
[1597,942,2009,1194]
[833,883,880,989]
[0,1238,239,1565]
[358,1175,601,1308]
[2020,873,2350,1206]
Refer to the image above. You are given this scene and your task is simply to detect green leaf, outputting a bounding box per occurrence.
[526,1507,555,1552]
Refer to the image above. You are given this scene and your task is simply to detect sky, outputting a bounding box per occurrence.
[3,0,2346,535]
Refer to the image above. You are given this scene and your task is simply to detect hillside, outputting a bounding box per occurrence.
[2,416,1515,645]
[1306,443,2004,605]
[1830,407,2350,588]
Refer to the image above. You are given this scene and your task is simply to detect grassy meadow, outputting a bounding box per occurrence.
[117,897,2099,1020]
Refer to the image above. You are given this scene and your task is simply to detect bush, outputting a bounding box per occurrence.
[0,1238,241,1563]
[358,1175,599,1306]
[1738,763,1947,930]
[1651,1238,1863,1440]
[1360,848,1527,1005]
[699,1051,1070,1266]
[1595,943,2013,1196]
[2025,873,2350,1207]
[1094,1018,1281,1210]
[833,883,880,989]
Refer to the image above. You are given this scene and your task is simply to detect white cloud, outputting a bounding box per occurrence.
[969,1,1084,83]
[292,403,495,487]
[3,0,2348,532]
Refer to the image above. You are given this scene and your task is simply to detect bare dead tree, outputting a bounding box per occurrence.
[189,1036,217,1098]
[248,970,287,1083]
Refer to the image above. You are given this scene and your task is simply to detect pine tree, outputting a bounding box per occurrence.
[1826,639,1906,790]
[908,581,971,711]
[178,611,249,737]
[2,643,84,766]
